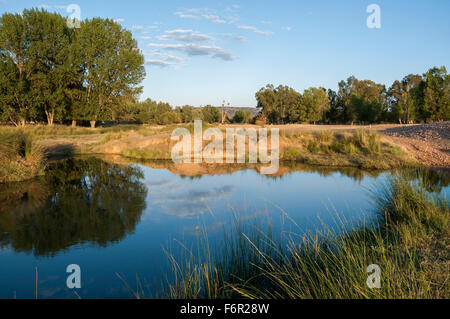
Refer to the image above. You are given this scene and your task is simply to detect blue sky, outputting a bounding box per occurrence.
[1,0,449,107]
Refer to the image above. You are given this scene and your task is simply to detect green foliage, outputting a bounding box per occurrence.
[0,130,45,182]
[423,66,449,121]
[201,105,221,123]
[232,109,253,123]
[0,9,145,127]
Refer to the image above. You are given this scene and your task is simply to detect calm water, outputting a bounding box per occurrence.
[0,157,448,298]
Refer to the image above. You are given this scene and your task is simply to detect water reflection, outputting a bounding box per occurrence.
[0,156,448,256]
[0,158,147,256]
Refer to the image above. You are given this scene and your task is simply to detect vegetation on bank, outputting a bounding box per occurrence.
[0,124,419,170]
[280,129,418,169]
[0,131,46,183]
[162,175,449,299]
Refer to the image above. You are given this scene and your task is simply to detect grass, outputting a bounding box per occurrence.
[0,130,46,183]
[0,125,418,169]
[281,129,416,169]
[161,175,449,299]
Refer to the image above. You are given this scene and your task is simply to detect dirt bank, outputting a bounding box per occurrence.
[381,122,449,168]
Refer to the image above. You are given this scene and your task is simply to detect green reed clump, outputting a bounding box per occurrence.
[0,130,46,183]
[163,175,449,299]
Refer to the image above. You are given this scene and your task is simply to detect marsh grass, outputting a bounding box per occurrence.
[282,129,414,169]
[0,130,46,183]
[162,176,449,299]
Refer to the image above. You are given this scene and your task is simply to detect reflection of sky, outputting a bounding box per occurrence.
[0,164,447,299]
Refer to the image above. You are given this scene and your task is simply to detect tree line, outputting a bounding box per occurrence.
[256,66,449,125]
[0,9,145,127]
[0,9,448,128]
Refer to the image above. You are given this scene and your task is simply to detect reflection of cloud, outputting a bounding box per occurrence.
[163,201,208,217]
[146,179,174,187]
[151,185,235,217]
[165,186,234,202]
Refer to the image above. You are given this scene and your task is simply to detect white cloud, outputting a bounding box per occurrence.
[175,8,236,24]
[158,29,214,43]
[114,18,125,23]
[238,25,273,36]
[174,11,198,20]
[132,25,144,32]
[222,33,246,42]
[148,43,237,61]
[145,59,174,68]
[202,14,226,24]
[282,26,293,31]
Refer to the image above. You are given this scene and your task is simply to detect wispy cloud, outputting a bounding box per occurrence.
[222,33,246,42]
[174,11,198,20]
[132,25,144,32]
[158,29,214,43]
[238,25,273,36]
[114,18,125,23]
[174,7,237,24]
[202,14,226,24]
[145,59,175,69]
[148,43,237,61]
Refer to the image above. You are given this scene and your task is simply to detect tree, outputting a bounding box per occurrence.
[180,105,194,123]
[338,76,386,124]
[255,84,301,124]
[28,10,77,125]
[232,109,253,123]
[326,89,345,123]
[423,66,449,122]
[76,18,145,127]
[0,10,38,126]
[301,87,329,123]
[201,105,221,123]
[388,74,423,123]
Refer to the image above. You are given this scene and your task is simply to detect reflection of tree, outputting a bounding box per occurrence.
[406,168,450,193]
[0,158,147,256]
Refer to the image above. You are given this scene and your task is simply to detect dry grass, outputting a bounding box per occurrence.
[0,130,46,183]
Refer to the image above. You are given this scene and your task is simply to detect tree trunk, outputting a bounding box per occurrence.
[46,112,54,126]
[72,120,77,127]
[90,120,96,128]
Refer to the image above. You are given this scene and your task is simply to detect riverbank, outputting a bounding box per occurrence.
[161,175,449,299]
[1,122,448,182]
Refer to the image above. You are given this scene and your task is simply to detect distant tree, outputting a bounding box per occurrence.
[201,105,221,123]
[232,109,253,123]
[388,74,423,123]
[326,89,345,123]
[180,105,194,123]
[338,76,386,124]
[256,84,301,124]
[423,66,449,121]
[302,87,329,123]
